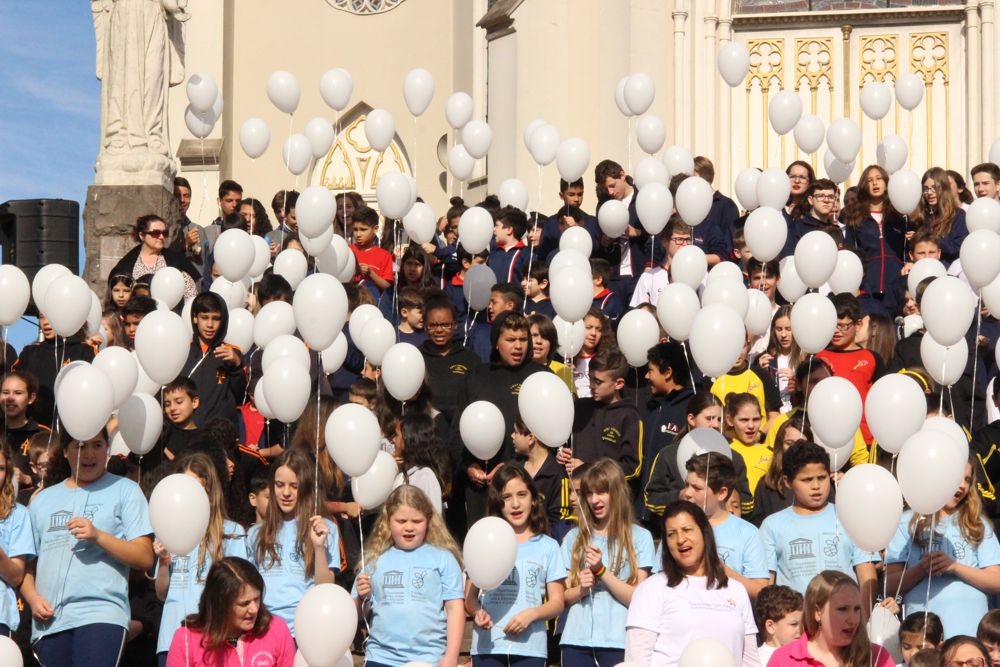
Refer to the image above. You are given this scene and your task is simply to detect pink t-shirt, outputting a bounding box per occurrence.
[768,633,894,667]
[165,616,296,667]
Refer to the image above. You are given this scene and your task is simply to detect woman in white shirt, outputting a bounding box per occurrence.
[626,500,760,667]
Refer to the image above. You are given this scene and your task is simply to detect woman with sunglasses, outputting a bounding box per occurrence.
[108,214,201,300]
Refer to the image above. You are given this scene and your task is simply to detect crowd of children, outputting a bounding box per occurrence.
[2,158,1000,667]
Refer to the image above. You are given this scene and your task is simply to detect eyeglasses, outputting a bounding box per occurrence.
[670,237,693,245]
[789,174,810,182]
[946,658,986,667]
[813,194,837,202]
[144,229,168,239]
[835,320,857,331]
[426,322,456,331]
[923,186,939,193]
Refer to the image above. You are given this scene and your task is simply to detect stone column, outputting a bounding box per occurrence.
[968,0,982,165]
[672,0,690,149]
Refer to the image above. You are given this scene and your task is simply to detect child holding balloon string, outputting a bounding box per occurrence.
[561,458,654,667]
[353,485,465,667]
[153,452,247,667]
[757,304,802,414]
[247,449,341,638]
[466,466,566,667]
[886,454,1000,638]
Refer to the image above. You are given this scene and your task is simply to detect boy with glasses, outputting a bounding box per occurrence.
[629,217,694,308]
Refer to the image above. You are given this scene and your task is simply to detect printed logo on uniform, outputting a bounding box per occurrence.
[48,510,72,532]
[511,383,522,396]
[249,651,278,666]
[601,426,622,445]
[788,538,814,560]
[383,569,405,589]
[413,568,428,589]
[449,363,469,376]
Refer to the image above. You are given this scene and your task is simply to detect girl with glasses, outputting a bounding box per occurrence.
[910,166,969,265]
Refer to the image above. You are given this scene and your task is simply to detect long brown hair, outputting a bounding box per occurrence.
[660,500,728,589]
[0,441,16,520]
[567,459,639,587]
[911,167,960,238]
[487,466,549,536]
[762,415,811,494]
[803,571,873,667]
[253,449,326,579]
[184,557,273,650]
[288,395,345,499]
[843,164,897,229]
[177,452,239,579]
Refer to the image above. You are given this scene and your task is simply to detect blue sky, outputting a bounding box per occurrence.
[0,3,100,352]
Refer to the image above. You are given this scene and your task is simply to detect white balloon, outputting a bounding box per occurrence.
[262,334,310,374]
[295,586,359,667]
[823,149,856,184]
[266,70,300,114]
[865,373,928,455]
[295,186,337,240]
[675,176,714,226]
[791,293,837,354]
[326,403,381,476]
[0,265,29,326]
[827,118,863,162]
[518,372,575,447]
[876,134,908,174]
[897,429,967,514]
[135,311,190,384]
[860,82,892,120]
[549,267,593,323]
[93,346,139,409]
[961,229,1000,289]
[150,474,210,555]
[906,257,946,296]
[186,72,217,113]
[688,304,746,378]
[676,428,733,478]
[708,262,745,285]
[460,401,506,460]
[597,200,630,238]
[458,207,494,253]
[150,267,185,308]
[253,301,296,349]
[118,393,163,456]
[319,68,353,111]
[43,275,92,337]
[559,227,593,258]
[263,358,311,423]
[733,168,760,211]
[498,179,529,210]
[86,292,102,342]
[364,108,395,153]
[920,276,977,347]
[239,117,270,159]
[635,182,672,235]
[807,376,863,448]
[744,206,787,262]
[745,289,774,337]
[462,120,493,159]
[701,279,749,320]
[273,249,308,290]
[528,124,560,166]
[617,309,661,367]
[614,76,634,116]
[966,196,1000,233]
[403,67,435,117]
[224,308,254,353]
[835,465,904,553]
[670,245,708,289]
[828,250,864,295]
[662,145,694,177]
[448,144,475,181]
[0,636,21,667]
[214,229,255,282]
[402,202,437,245]
[349,304,382,342]
[351,450,399,509]
[445,92,474,130]
[304,117,335,159]
[184,104,216,139]
[793,114,825,154]
[895,73,925,111]
[556,138,590,182]
[624,73,655,116]
[523,119,545,149]
[464,517,518,590]
[321,334,348,374]
[282,133,311,175]
[381,342,426,401]
[636,115,666,154]
[32,264,71,313]
[768,90,803,135]
[358,317,396,365]
[657,282,701,342]
[210,277,247,310]
[755,167,791,210]
[299,226,334,257]
[633,157,669,190]
[717,42,750,87]
[553,316,586,358]
[375,172,414,219]
[56,364,114,441]
[794,230,839,289]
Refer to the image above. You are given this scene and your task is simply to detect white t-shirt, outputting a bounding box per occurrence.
[626,574,757,667]
[630,266,671,307]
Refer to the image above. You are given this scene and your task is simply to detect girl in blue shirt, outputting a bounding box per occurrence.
[0,440,34,637]
[561,458,655,667]
[466,466,566,667]
[247,449,341,637]
[153,452,247,667]
[354,485,465,667]
[23,429,154,667]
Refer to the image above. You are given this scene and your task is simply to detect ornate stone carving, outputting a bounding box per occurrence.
[324,0,407,15]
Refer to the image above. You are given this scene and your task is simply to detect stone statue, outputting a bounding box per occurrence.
[92,0,190,188]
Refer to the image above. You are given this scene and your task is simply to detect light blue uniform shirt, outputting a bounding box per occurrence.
[353,543,464,666]
[28,475,152,640]
[759,503,876,593]
[560,524,655,649]
[247,518,340,636]
[155,520,247,653]
[887,510,1000,638]
[0,504,34,631]
[472,534,566,659]
[714,513,770,579]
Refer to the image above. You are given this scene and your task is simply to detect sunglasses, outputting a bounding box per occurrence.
[144,229,168,239]
[110,274,135,287]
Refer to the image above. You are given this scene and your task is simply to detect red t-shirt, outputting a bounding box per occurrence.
[350,244,395,286]
[817,346,885,444]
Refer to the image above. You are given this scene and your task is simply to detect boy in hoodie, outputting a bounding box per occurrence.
[558,349,640,479]
[488,205,529,284]
[181,291,247,426]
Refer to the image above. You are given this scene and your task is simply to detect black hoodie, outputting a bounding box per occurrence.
[181,292,247,426]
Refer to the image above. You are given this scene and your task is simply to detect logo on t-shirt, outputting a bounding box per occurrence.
[47,507,97,532]
[788,538,814,560]
[413,568,428,589]
[383,569,404,589]
[449,363,469,375]
[249,650,278,666]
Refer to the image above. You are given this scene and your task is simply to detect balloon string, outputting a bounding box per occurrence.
[537,164,542,211]
[971,293,983,428]
[801,355,814,436]
[680,341,697,389]
[412,115,418,179]
[315,352,321,517]
[923,512,938,642]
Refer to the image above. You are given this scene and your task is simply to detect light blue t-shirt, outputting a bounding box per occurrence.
[0,504,35,631]
[247,518,340,636]
[353,543,464,666]
[472,533,566,659]
[560,524,655,649]
[886,510,1000,638]
[759,503,876,593]
[155,519,247,653]
[28,474,152,640]
[714,513,770,580]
